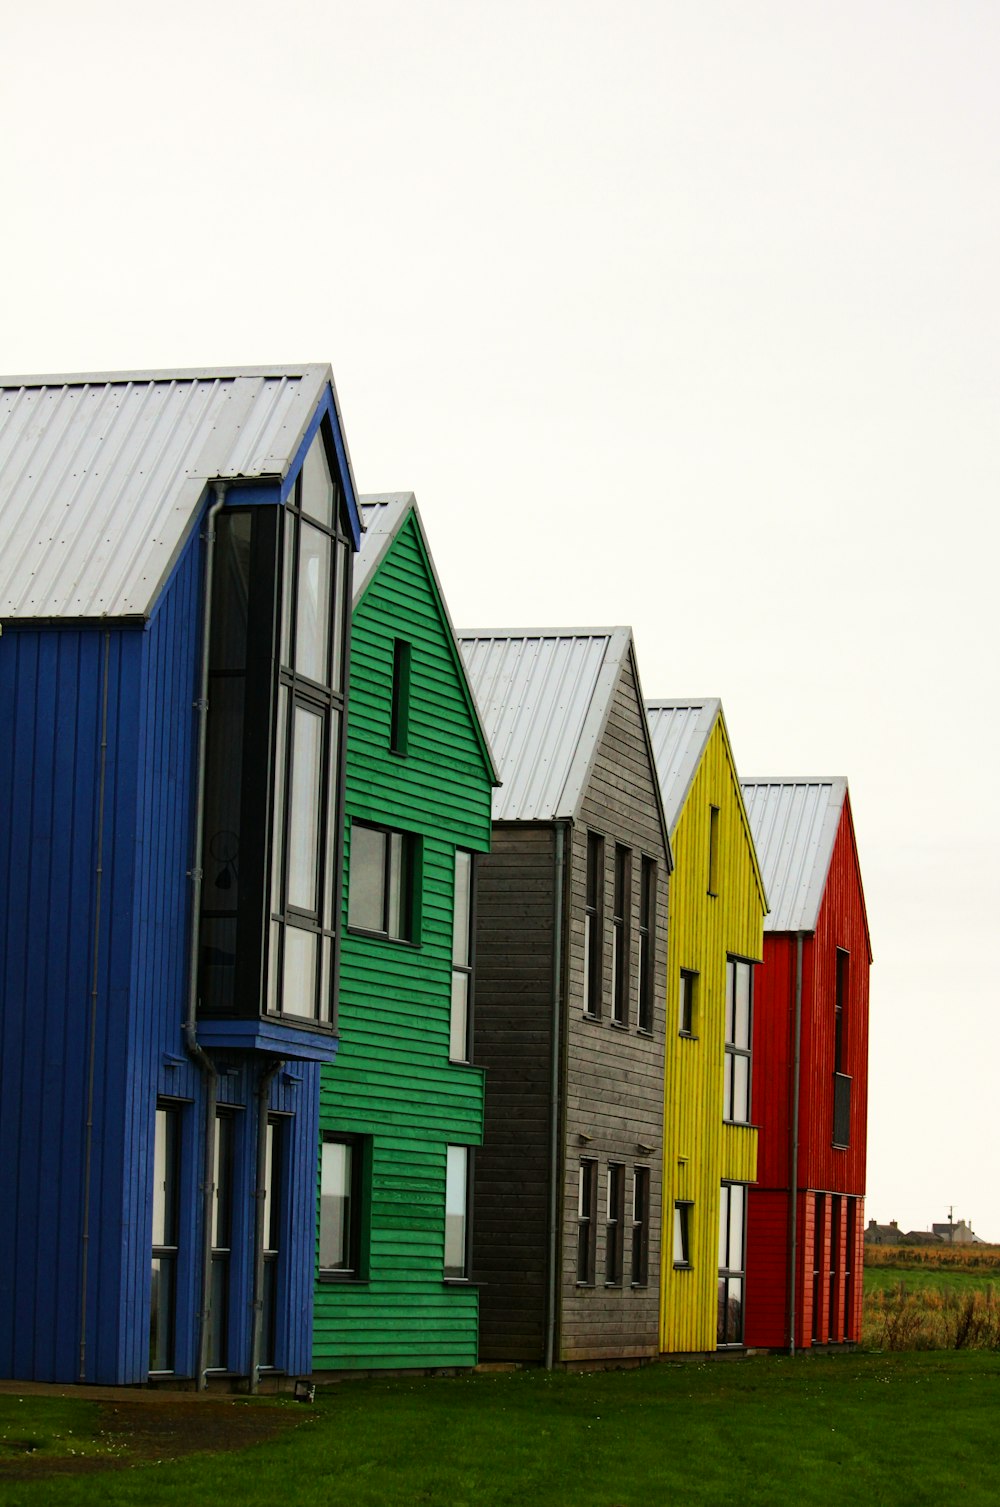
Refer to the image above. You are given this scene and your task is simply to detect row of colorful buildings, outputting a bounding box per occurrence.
[0,364,871,1386]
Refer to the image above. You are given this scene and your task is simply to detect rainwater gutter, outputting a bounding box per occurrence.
[78,630,112,1382]
[184,481,229,1390]
[544,822,567,1371]
[788,931,804,1357]
[249,1057,283,1393]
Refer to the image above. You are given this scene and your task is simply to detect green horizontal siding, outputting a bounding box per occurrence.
[314,511,492,1372]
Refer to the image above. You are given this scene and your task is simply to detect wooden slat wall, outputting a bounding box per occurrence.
[313,513,493,1371]
[659,716,765,1353]
[558,648,670,1362]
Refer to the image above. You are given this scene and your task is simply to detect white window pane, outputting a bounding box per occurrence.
[300,432,335,526]
[270,688,289,913]
[445,1146,467,1276]
[452,851,472,966]
[294,523,331,684]
[349,825,386,931]
[320,1142,351,1269]
[287,705,323,912]
[732,1056,749,1122]
[718,1188,730,1269]
[387,832,404,936]
[282,926,318,1018]
[728,1185,745,1271]
[322,710,341,931]
[450,972,469,1061]
[734,962,751,1048]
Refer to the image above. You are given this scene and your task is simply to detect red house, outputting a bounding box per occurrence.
[740,780,871,1350]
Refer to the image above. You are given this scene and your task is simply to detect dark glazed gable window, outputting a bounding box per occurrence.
[708,805,720,895]
[348,822,418,941]
[724,956,753,1123]
[577,1159,598,1284]
[390,638,412,754]
[637,857,656,1031]
[199,424,351,1026]
[606,1162,626,1285]
[611,846,631,1026]
[583,832,604,1017]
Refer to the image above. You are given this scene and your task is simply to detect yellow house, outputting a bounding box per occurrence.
[646,700,767,1352]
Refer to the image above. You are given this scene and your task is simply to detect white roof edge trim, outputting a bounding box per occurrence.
[0,363,332,387]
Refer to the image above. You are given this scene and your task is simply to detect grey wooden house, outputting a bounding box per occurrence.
[457,629,672,1365]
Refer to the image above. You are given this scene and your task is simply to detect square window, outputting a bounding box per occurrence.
[348,821,418,941]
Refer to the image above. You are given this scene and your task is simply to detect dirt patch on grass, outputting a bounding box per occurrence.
[0,1398,303,1479]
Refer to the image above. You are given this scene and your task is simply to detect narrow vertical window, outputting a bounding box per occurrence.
[612,846,631,1026]
[679,969,698,1035]
[717,1182,746,1346]
[444,1146,470,1279]
[150,1104,180,1374]
[583,833,604,1017]
[206,1110,234,1371]
[320,1135,366,1278]
[390,638,411,754]
[637,857,656,1032]
[829,1196,841,1341]
[833,948,851,1147]
[631,1168,650,1285]
[577,1159,598,1284]
[835,948,848,1073]
[724,957,753,1123]
[259,1118,282,1369]
[708,804,720,895]
[673,1201,692,1267]
[606,1162,626,1285]
[450,850,474,1061]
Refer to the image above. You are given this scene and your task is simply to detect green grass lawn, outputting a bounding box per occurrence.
[4,1351,1000,1507]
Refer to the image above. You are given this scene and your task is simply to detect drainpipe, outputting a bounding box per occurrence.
[184,481,228,1390]
[788,932,804,1356]
[248,1057,283,1393]
[544,822,567,1371]
[78,631,112,1382]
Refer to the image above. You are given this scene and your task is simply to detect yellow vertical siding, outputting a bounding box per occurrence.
[659,715,766,1352]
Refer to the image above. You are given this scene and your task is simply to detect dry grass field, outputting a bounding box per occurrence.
[863,1244,1000,1350]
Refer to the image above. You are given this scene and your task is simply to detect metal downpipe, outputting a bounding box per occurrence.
[184,481,228,1390]
[788,932,804,1356]
[544,822,567,1371]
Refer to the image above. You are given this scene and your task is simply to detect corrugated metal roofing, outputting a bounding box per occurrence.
[456,629,634,821]
[740,778,848,932]
[645,699,722,835]
[0,365,352,621]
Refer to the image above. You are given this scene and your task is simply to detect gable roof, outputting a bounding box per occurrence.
[456,629,671,859]
[740,778,850,934]
[646,698,767,908]
[354,492,498,786]
[0,364,360,622]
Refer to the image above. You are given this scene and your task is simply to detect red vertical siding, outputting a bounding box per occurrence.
[745,1191,789,1348]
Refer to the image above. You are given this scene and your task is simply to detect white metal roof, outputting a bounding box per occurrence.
[740,778,848,932]
[645,699,722,835]
[457,628,636,822]
[0,365,354,621]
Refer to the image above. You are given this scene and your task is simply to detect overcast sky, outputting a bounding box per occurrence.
[3,1,998,1238]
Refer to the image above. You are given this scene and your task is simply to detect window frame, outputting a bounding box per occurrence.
[611,846,631,1027]
[319,1132,369,1282]
[631,1166,650,1287]
[390,637,412,755]
[637,856,656,1033]
[583,832,604,1018]
[605,1161,626,1286]
[149,1101,182,1375]
[449,849,476,1063]
[717,1181,746,1347]
[577,1158,598,1285]
[679,968,698,1037]
[443,1145,472,1282]
[723,955,753,1124]
[206,1107,236,1372]
[708,804,720,896]
[347,819,419,944]
[673,1199,693,1269]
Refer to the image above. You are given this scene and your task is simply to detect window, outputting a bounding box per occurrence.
[206,1110,235,1371]
[390,638,411,754]
[611,847,631,1026]
[829,1196,841,1341]
[673,1200,693,1268]
[259,1118,282,1369]
[444,1146,470,1279]
[631,1168,650,1285]
[708,804,720,895]
[637,857,656,1031]
[717,1183,746,1346]
[348,821,417,941]
[724,956,753,1123]
[835,949,848,1072]
[199,425,352,1027]
[577,1159,598,1284]
[320,1135,367,1279]
[450,850,475,1061]
[606,1162,626,1285]
[679,969,698,1036]
[583,832,604,1017]
[150,1104,180,1373]
[833,949,851,1147]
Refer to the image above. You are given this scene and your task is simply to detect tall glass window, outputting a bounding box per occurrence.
[583,832,603,1017]
[259,1118,282,1369]
[444,1146,469,1279]
[637,857,656,1032]
[206,1111,234,1371]
[450,850,474,1061]
[717,1182,746,1346]
[724,957,753,1123]
[150,1104,180,1373]
[611,847,631,1026]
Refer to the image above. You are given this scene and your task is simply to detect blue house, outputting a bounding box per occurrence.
[0,366,361,1387]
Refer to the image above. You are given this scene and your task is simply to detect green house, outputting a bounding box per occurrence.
[312,492,497,1372]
